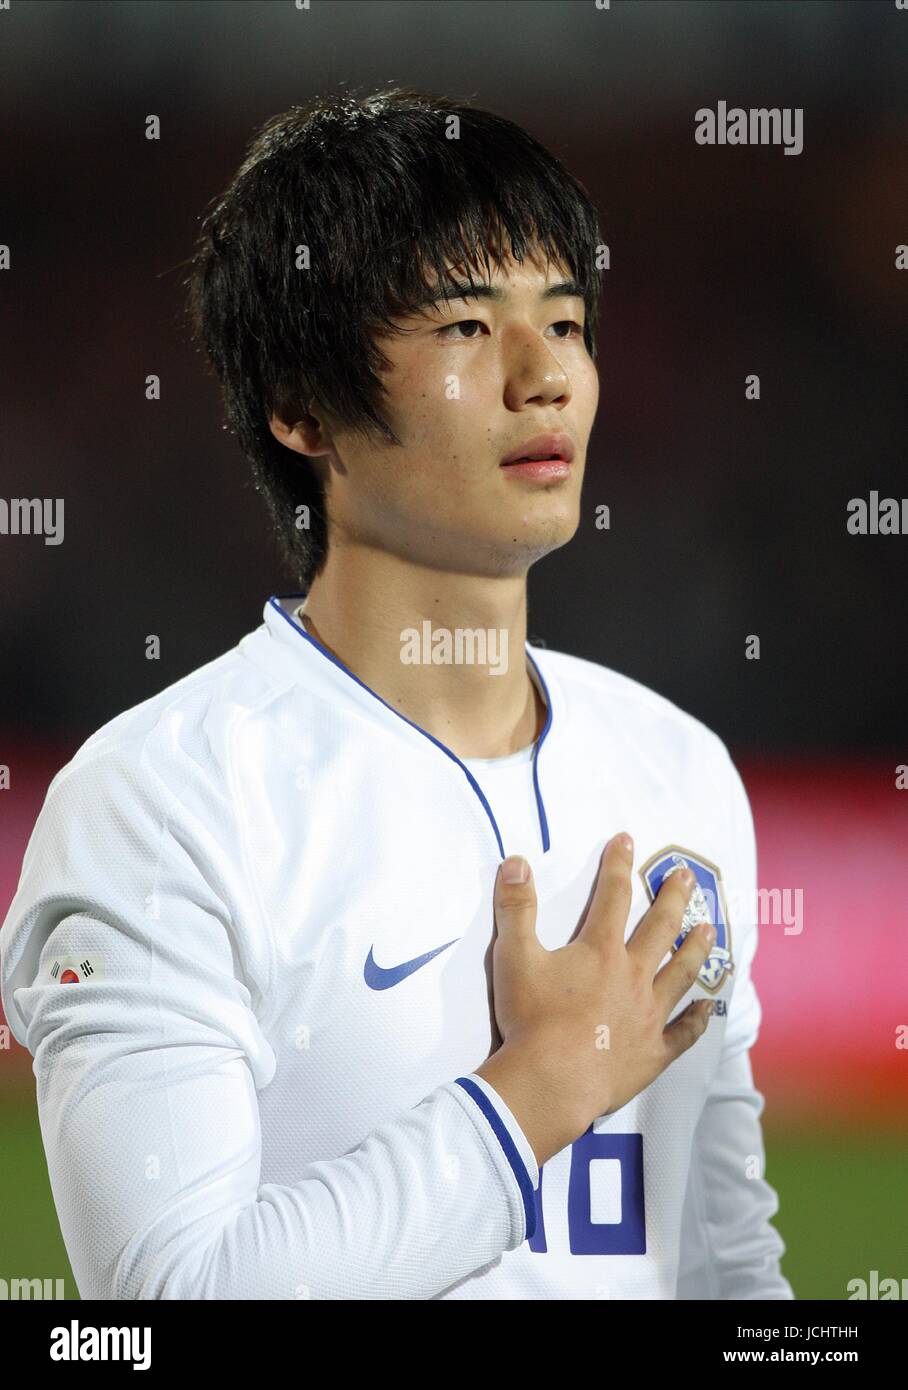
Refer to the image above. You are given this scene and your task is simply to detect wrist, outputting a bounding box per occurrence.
[475,1037,590,1166]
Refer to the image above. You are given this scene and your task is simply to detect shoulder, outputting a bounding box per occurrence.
[44,637,290,818]
[532,642,736,783]
[1,644,281,1045]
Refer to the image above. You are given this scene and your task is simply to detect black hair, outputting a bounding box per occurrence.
[186,86,604,591]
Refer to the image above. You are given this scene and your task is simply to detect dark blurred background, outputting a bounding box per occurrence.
[1,0,906,1299]
[0,0,906,747]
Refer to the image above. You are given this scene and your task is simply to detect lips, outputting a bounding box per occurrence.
[500,433,575,466]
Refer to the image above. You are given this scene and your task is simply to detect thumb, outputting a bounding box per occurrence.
[494,856,538,943]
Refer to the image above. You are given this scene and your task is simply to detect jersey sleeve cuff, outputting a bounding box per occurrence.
[450,1073,539,1243]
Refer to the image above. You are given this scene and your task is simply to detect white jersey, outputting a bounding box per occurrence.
[0,594,793,1300]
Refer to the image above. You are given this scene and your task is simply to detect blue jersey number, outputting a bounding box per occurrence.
[528,1129,646,1254]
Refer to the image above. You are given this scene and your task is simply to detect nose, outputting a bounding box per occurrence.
[502,330,572,411]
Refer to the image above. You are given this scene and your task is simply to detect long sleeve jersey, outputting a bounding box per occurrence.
[0,593,793,1299]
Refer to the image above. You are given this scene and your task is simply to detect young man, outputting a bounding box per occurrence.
[0,89,792,1299]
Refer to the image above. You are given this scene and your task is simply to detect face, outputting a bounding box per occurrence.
[273,248,599,578]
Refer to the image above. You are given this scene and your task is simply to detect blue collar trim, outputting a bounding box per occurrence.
[267,594,554,858]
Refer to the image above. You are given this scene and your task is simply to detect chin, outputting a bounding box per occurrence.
[519,501,581,546]
[490,512,580,566]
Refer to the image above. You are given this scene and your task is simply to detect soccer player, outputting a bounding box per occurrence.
[0,88,792,1299]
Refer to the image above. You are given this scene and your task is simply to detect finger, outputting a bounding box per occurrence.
[653,918,717,1014]
[626,865,696,973]
[493,856,539,948]
[574,833,634,952]
[661,998,714,1065]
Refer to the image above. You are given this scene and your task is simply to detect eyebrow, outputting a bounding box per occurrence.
[413,278,585,312]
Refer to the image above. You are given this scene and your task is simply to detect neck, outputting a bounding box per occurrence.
[300,542,546,759]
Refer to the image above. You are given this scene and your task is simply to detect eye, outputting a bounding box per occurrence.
[547,320,584,339]
[435,319,486,340]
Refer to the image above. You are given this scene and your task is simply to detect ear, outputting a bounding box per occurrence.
[269,401,331,458]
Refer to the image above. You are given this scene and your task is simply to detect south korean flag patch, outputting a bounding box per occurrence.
[45,955,105,985]
[639,846,734,994]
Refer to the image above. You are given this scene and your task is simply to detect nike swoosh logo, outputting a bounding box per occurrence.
[364,938,459,990]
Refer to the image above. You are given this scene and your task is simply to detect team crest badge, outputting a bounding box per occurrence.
[639,846,733,993]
